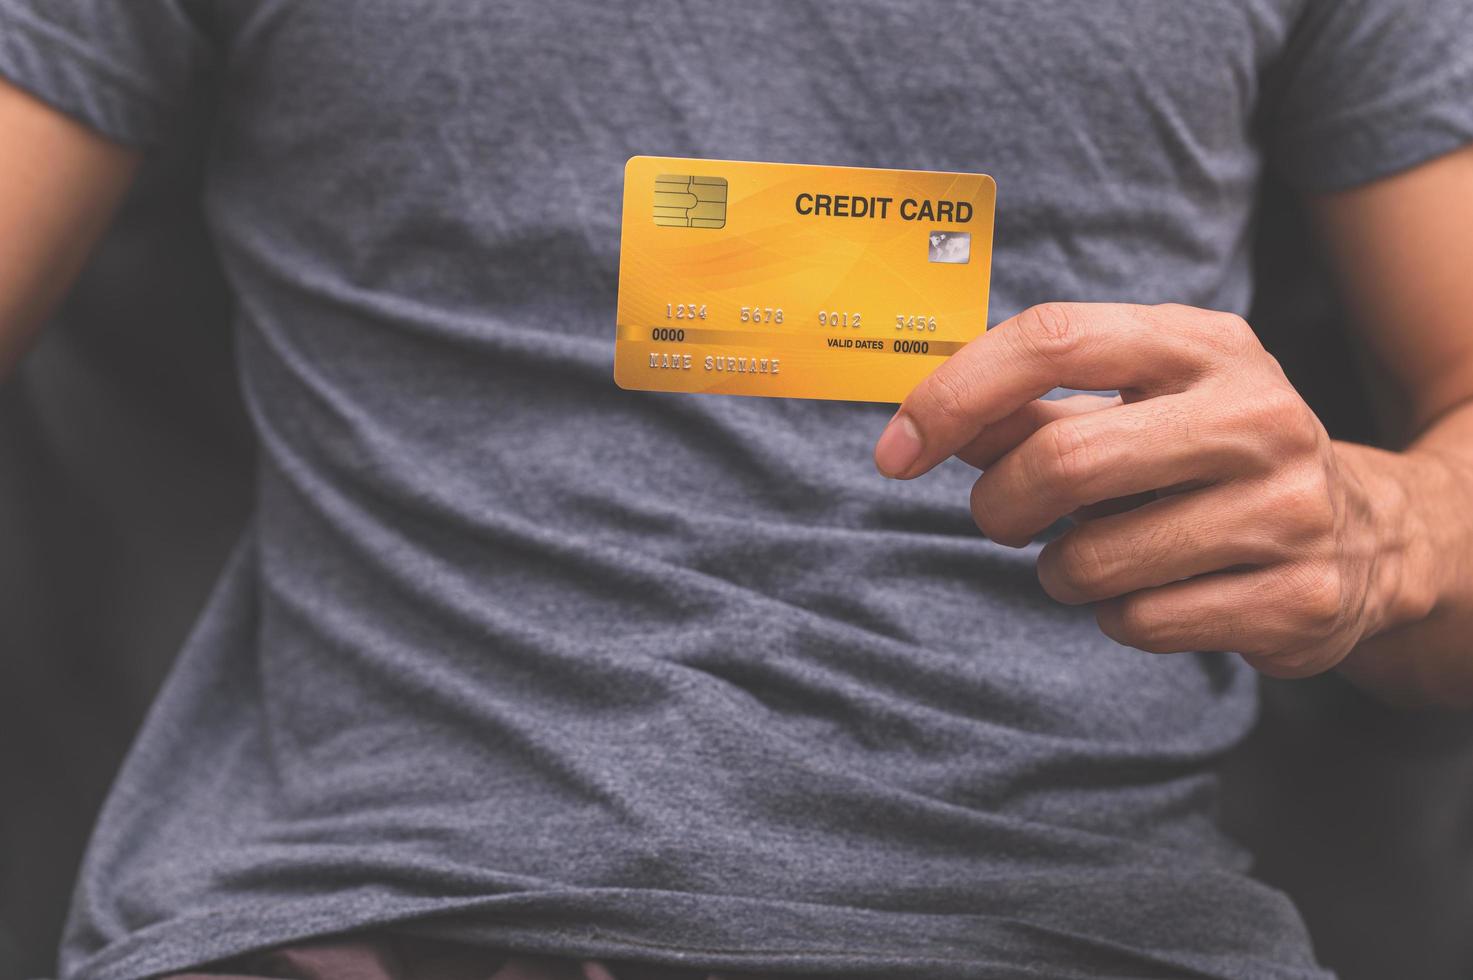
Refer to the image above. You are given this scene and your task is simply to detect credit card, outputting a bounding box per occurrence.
[615,156,996,403]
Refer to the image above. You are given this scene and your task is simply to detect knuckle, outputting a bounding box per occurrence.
[1246,643,1331,680]
[1271,467,1337,540]
[1234,386,1320,471]
[1285,563,1346,636]
[1265,389,1320,453]
[1016,303,1082,359]
[970,477,1021,544]
[924,365,975,427]
[1054,530,1107,592]
[1286,410,1325,456]
[1199,311,1259,359]
[1223,312,1259,348]
[1036,418,1097,488]
[1244,384,1303,431]
[1099,597,1173,653]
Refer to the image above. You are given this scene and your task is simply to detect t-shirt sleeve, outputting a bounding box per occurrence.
[1268,0,1473,192]
[0,0,215,148]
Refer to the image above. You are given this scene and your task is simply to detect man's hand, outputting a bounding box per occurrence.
[873,302,1435,679]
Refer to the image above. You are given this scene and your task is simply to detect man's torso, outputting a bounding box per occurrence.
[63,3,1328,977]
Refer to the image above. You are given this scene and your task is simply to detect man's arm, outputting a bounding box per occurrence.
[0,77,140,378]
[1311,147,1473,706]
[871,146,1473,709]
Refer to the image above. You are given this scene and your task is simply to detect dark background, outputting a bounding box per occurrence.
[3,107,1473,980]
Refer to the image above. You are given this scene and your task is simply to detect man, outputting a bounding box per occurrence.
[2,2,1471,978]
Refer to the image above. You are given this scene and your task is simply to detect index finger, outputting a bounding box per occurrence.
[874,302,1240,479]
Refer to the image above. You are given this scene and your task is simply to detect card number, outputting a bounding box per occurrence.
[667,303,708,320]
[897,314,938,332]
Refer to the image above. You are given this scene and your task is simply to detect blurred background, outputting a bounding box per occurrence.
[3,96,1473,980]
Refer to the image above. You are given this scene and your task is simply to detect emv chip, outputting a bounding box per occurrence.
[653,174,727,229]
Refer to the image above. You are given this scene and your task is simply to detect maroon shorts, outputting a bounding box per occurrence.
[160,933,800,980]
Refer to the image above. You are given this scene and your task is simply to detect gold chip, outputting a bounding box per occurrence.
[653,174,727,228]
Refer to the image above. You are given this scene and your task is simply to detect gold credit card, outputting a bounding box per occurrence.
[615,156,996,403]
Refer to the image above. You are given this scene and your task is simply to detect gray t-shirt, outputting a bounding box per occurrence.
[4,2,1472,978]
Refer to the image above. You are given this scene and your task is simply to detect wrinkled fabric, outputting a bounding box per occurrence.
[162,934,790,980]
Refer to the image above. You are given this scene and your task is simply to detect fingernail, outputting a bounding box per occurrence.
[875,413,923,478]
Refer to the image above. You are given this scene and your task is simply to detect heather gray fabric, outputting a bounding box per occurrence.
[2,1,1471,978]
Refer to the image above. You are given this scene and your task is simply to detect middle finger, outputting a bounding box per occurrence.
[969,393,1266,546]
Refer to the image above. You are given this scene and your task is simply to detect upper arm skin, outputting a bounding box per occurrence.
[1310,145,1473,449]
[0,77,140,378]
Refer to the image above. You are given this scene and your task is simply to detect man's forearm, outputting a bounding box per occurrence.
[1336,401,1473,707]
